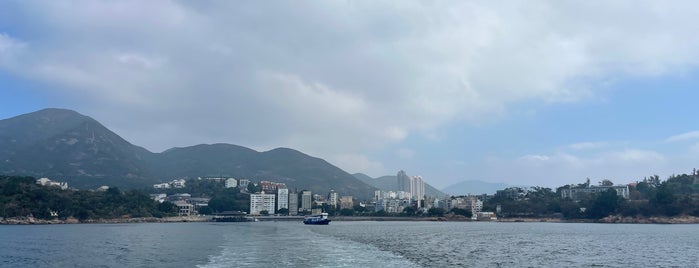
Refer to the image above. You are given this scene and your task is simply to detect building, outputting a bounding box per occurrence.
[472,211,497,221]
[225,178,238,188]
[150,193,167,203]
[471,199,483,214]
[328,190,338,208]
[250,192,276,215]
[410,175,425,208]
[288,191,299,216]
[174,201,194,216]
[301,191,312,212]
[277,188,289,212]
[397,170,411,193]
[561,185,630,201]
[395,171,425,207]
[36,178,69,190]
[238,179,250,188]
[171,179,186,188]
[340,196,354,210]
[260,181,286,192]
[153,183,171,189]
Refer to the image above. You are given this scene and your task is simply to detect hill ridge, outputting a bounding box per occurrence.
[0,108,376,199]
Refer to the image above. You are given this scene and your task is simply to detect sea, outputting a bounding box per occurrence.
[1,221,698,267]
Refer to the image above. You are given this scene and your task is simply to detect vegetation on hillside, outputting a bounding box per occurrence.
[483,173,699,219]
[0,176,177,220]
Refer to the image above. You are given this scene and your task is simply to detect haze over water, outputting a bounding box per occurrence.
[2,221,698,267]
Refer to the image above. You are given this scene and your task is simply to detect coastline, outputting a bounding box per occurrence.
[4,215,699,225]
[0,215,210,225]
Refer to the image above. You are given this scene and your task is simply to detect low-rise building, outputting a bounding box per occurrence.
[150,193,167,203]
[171,179,186,188]
[225,178,238,188]
[36,178,69,190]
[561,185,630,201]
[259,181,286,192]
[174,201,194,216]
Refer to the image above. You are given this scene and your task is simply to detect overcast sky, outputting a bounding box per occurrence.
[2,1,699,189]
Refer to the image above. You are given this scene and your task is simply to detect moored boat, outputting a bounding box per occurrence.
[303,212,331,225]
[212,211,256,222]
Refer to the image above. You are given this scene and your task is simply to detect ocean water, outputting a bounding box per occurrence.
[1,221,698,267]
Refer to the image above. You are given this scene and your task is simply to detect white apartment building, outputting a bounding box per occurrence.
[250,192,276,215]
[329,191,338,207]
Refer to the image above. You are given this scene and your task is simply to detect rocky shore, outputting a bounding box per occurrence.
[0,216,210,225]
[4,215,699,225]
[597,215,699,224]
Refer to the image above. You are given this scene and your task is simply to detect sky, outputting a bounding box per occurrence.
[2,1,699,189]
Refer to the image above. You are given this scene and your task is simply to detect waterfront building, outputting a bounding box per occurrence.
[277,188,289,211]
[328,190,338,208]
[250,191,276,215]
[301,191,312,212]
[471,199,483,214]
[288,191,299,215]
[340,196,353,210]
[174,201,194,216]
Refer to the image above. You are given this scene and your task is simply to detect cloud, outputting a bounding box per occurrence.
[326,153,386,177]
[506,149,666,186]
[666,130,699,142]
[397,148,415,159]
[3,1,699,175]
[0,33,26,67]
[568,142,609,151]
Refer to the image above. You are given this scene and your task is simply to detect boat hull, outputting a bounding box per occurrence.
[303,219,331,225]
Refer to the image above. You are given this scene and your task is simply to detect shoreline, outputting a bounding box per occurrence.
[3,215,699,225]
[0,216,210,225]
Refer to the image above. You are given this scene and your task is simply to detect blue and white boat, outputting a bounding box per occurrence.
[303,212,331,225]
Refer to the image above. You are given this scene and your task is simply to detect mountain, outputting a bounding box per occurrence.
[0,108,154,188]
[354,172,449,198]
[441,180,511,195]
[0,108,376,199]
[152,145,376,199]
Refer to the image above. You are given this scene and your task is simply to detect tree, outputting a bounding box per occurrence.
[587,188,622,219]
[277,208,289,215]
[198,206,213,215]
[339,208,354,216]
[402,206,416,216]
[600,179,614,186]
[247,183,260,193]
[353,205,367,214]
[260,210,269,216]
[451,208,472,218]
[427,207,445,217]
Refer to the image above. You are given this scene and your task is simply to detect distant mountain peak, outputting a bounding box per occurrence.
[0,108,377,199]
